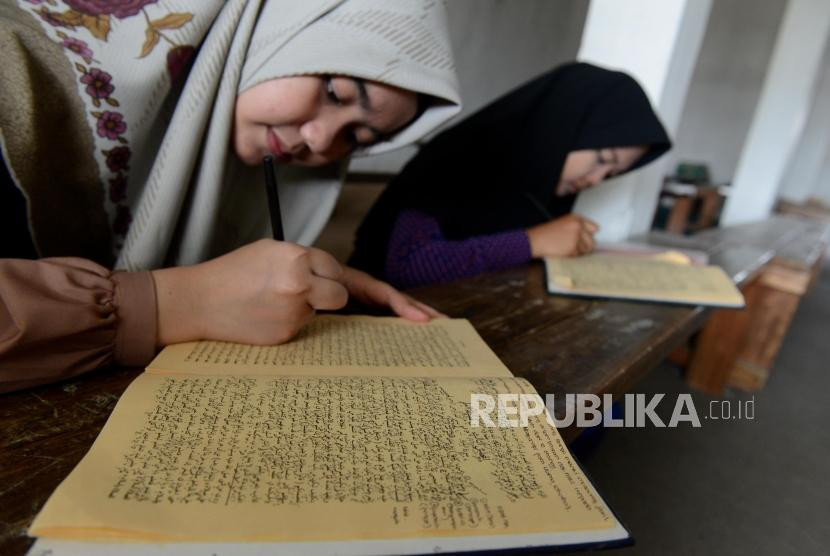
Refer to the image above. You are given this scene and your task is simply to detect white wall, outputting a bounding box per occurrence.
[667,0,788,185]
[721,0,830,225]
[814,155,830,205]
[778,40,830,203]
[572,0,712,240]
[349,0,588,173]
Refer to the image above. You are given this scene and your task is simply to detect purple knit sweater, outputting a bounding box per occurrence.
[384,210,533,289]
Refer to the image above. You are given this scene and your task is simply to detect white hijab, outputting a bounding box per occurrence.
[116,0,461,271]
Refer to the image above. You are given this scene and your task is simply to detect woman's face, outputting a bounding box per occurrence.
[556,146,648,196]
[234,75,418,167]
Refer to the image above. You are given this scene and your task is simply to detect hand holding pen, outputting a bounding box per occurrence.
[258,155,441,322]
[151,157,438,349]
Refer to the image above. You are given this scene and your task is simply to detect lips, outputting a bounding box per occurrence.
[267,128,292,163]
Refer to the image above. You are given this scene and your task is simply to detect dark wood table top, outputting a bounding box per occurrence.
[412,263,710,407]
[2,215,827,555]
[1,366,143,555]
[1,265,710,555]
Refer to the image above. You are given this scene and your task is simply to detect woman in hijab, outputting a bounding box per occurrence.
[348,62,671,289]
[0,0,461,392]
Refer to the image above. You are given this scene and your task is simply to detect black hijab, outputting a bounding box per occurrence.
[349,62,671,277]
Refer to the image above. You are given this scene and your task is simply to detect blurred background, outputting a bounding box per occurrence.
[319,0,830,262]
[317,2,830,554]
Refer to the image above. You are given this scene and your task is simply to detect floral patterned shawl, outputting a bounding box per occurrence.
[0,0,461,270]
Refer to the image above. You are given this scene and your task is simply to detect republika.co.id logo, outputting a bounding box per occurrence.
[470,393,755,428]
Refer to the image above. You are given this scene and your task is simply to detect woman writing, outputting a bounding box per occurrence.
[0,0,461,391]
[349,62,670,289]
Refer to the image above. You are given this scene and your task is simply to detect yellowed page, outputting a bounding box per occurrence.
[148,315,511,377]
[545,254,745,307]
[30,373,619,543]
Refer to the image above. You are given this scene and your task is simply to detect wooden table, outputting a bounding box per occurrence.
[643,215,830,394]
[1,366,143,555]
[1,215,823,555]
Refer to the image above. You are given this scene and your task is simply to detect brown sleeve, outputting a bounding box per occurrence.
[0,258,157,393]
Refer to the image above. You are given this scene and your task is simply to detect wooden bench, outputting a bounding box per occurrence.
[776,197,830,223]
[1,214,826,555]
[645,215,830,394]
[655,181,726,234]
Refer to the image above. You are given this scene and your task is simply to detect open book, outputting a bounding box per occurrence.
[544,252,745,308]
[28,316,629,555]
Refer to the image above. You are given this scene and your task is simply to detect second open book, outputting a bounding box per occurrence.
[545,250,745,308]
[29,316,629,555]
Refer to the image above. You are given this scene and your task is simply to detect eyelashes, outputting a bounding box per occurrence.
[323,74,342,106]
[321,75,378,150]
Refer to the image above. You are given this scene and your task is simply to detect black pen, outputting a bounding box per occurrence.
[262,155,284,241]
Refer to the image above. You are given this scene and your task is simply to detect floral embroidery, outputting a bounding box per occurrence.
[108,174,128,203]
[135,12,196,81]
[76,62,120,109]
[104,146,131,173]
[94,110,127,140]
[23,0,196,244]
[165,44,195,82]
[58,35,93,62]
[64,0,158,19]
[80,68,114,101]
[37,6,72,27]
